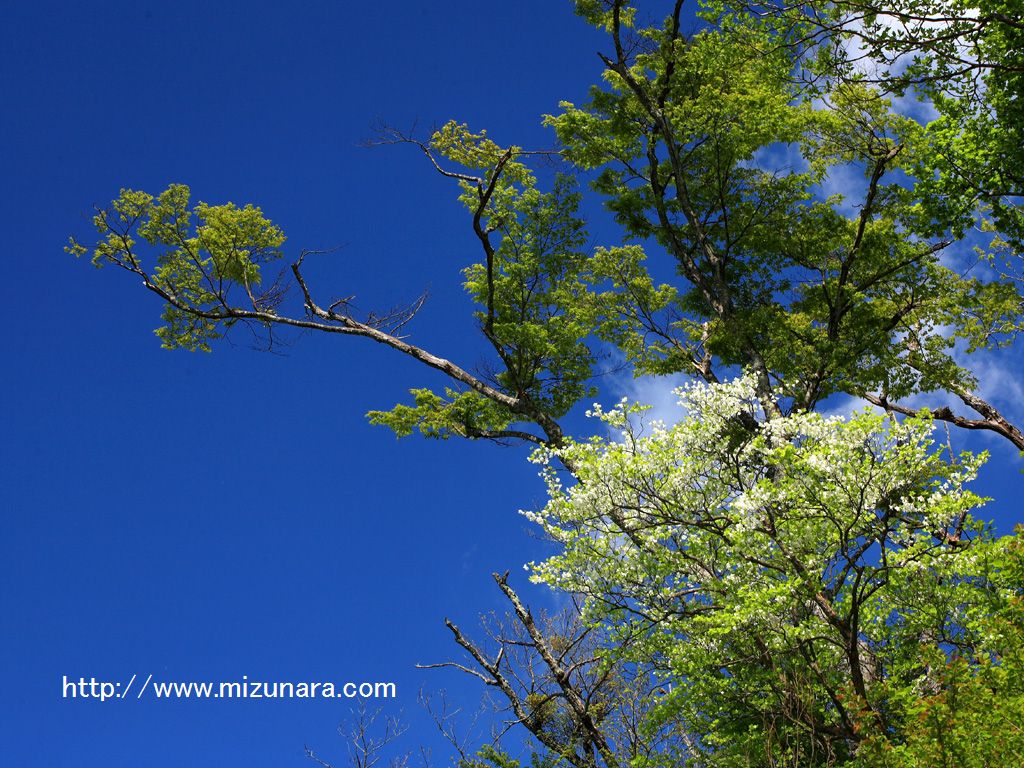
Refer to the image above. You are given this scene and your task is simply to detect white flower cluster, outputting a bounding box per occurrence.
[522,373,988,662]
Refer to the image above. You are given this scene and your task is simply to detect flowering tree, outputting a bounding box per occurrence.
[524,376,995,765]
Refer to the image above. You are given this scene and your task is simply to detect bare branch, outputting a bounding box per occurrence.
[863,391,1024,451]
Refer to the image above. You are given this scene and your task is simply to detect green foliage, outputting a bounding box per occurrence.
[461,173,597,417]
[854,527,1024,767]
[546,6,1022,409]
[459,745,522,768]
[367,388,515,440]
[528,375,998,766]
[67,184,284,351]
[369,126,607,439]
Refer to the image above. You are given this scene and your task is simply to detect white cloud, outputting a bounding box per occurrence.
[748,142,810,177]
[593,370,696,439]
[818,161,869,216]
[970,351,1024,425]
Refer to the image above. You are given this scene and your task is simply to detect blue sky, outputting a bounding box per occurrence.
[1,3,1021,768]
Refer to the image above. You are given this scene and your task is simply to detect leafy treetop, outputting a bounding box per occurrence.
[69,1,1024,455]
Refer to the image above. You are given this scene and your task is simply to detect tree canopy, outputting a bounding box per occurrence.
[69,1,1024,766]
[525,376,1004,766]
[69,0,1024,454]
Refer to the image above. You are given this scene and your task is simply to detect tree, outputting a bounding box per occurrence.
[716,0,1024,249]
[67,1,1024,454]
[523,375,1000,766]
[852,524,1024,767]
[68,1,1023,766]
[419,583,674,768]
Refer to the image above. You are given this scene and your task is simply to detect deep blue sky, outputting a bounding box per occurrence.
[1,3,1020,767]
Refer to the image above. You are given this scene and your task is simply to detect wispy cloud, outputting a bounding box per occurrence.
[970,350,1024,424]
[611,372,697,435]
[818,161,869,216]
[749,142,810,177]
